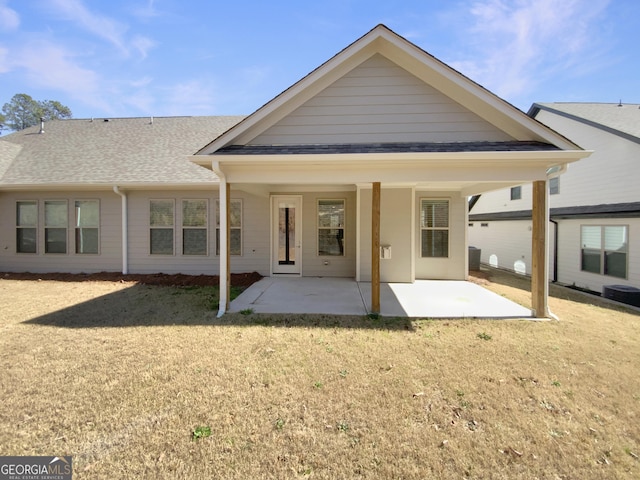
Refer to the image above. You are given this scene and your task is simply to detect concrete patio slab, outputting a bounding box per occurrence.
[230,277,532,318]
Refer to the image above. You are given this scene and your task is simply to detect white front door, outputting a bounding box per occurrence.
[272,196,302,274]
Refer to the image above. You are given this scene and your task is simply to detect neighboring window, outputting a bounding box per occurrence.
[216,199,242,256]
[44,200,68,254]
[510,186,522,200]
[318,199,345,256]
[549,177,560,195]
[16,201,37,253]
[182,199,208,255]
[420,199,449,257]
[150,200,174,255]
[581,225,628,279]
[75,200,100,254]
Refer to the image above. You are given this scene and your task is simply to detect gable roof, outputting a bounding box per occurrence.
[198,24,580,154]
[529,102,640,144]
[0,116,244,188]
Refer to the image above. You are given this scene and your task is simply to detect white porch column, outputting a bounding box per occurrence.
[214,162,231,317]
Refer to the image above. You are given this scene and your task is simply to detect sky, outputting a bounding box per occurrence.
[0,0,638,122]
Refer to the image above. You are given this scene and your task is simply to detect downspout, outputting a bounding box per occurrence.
[211,160,228,318]
[112,186,129,275]
[550,218,558,283]
[544,164,567,320]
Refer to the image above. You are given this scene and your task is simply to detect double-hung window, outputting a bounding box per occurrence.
[581,225,628,278]
[75,200,100,254]
[216,199,242,256]
[44,200,68,254]
[182,199,208,255]
[318,199,345,256]
[16,201,37,253]
[150,200,175,255]
[420,199,449,258]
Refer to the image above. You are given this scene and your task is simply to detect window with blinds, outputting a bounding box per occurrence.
[182,199,208,255]
[420,199,449,258]
[75,200,99,254]
[150,200,174,255]
[216,199,242,256]
[45,200,68,254]
[16,201,37,253]
[581,225,628,278]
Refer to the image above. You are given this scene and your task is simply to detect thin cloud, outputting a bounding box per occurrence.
[47,0,129,54]
[131,0,161,20]
[0,0,19,31]
[450,0,611,100]
[131,35,156,59]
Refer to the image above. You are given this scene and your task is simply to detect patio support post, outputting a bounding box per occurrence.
[531,180,549,318]
[214,161,231,317]
[371,182,381,314]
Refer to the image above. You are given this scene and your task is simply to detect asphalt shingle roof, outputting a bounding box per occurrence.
[215,141,559,155]
[0,116,245,186]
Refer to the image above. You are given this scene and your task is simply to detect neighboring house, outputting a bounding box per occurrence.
[0,25,589,316]
[469,102,639,297]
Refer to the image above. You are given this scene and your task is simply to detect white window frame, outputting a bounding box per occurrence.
[317,198,346,257]
[182,199,208,256]
[420,198,449,258]
[74,199,100,255]
[44,199,68,254]
[580,224,628,279]
[150,199,175,255]
[16,200,38,254]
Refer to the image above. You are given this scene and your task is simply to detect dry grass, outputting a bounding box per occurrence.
[1,269,639,479]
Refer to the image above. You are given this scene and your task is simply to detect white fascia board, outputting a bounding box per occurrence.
[211,149,590,168]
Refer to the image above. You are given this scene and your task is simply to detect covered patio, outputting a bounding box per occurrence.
[230,277,532,318]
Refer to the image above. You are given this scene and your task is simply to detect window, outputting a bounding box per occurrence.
[44,200,67,254]
[420,199,449,257]
[549,177,560,195]
[216,199,242,256]
[318,199,345,256]
[75,200,99,254]
[510,186,522,200]
[182,199,208,255]
[581,225,628,278]
[150,200,174,255]
[16,201,37,253]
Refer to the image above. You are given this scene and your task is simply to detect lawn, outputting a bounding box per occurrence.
[0,269,638,479]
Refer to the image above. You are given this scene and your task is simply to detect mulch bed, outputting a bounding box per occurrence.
[0,271,262,288]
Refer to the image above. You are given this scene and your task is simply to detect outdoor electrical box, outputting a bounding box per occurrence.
[381,245,392,259]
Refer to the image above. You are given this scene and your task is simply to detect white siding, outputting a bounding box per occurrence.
[534,110,640,207]
[127,189,271,276]
[0,190,122,273]
[415,192,467,280]
[297,191,356,277]
[356,187,414,283]
[251,54,512,145]
[556,218,640,294]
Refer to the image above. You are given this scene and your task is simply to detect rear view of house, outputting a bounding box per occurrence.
[470,102,639,298]
[0,25,590,316]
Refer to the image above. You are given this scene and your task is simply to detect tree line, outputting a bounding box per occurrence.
[0,94,73,132]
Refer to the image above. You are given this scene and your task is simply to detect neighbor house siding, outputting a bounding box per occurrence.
[0,190,122,273]
[251,54,513,145]
[556,218,640,293]
[533,110,640,207]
